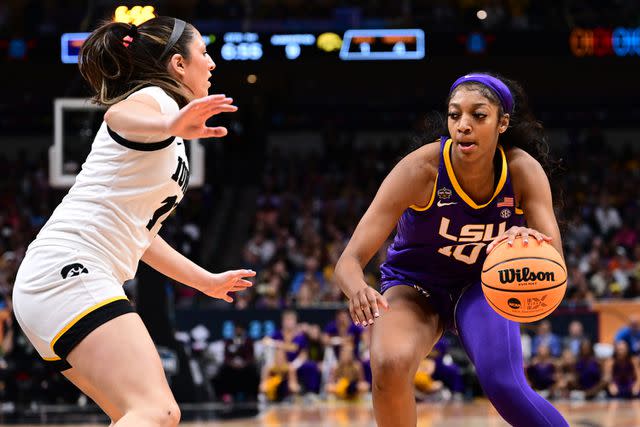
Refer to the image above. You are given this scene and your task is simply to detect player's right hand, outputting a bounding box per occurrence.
[167,94,237,140]
[197,269,255,303]
[348,285,390,327]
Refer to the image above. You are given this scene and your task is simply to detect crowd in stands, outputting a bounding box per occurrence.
[524,318,640,400]
[173,310,640,405]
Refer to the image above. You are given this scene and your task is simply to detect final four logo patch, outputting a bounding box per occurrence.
[437,187,452,200]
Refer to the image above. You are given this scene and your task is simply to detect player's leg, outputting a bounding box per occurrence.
[62,367,123,423]
[65,312,180,427]
[370,285,443,427]
[455,282,569,427]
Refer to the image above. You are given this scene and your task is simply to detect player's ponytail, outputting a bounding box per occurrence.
[79,22,135,104]
[79,16,195,107]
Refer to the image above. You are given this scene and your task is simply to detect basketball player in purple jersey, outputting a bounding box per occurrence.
[335,73,568,426]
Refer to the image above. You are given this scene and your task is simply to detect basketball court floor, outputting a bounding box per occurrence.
[9,399,640,426]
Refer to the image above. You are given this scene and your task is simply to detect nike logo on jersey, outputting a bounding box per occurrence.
[177,141,182,145]
[437,200,457,207]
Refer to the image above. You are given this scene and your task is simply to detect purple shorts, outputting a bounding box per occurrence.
[380,281,467,331]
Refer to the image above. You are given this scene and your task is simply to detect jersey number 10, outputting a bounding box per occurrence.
[146,196,178,231]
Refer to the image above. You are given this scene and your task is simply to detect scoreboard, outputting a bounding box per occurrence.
[340,29,425,60]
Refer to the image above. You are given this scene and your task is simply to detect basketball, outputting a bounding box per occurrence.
[481,236,567,323]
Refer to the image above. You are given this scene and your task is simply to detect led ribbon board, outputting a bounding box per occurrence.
[61,33,214,64]
[60,33,91,64]
[339,29,425,60]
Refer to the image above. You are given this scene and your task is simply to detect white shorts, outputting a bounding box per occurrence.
[12,244,134,370]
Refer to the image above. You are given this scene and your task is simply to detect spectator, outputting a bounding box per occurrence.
[212,323,260,402]
[243,229,276,269]
[608,246,634,291]
[289,256,325,296]
[614,316,640,355]
[532,320,562,357]
[554,349,576,399]
[563,320,587,356]
[325,343,369,400]
[604,341,640,399]
[526,344,558,396]
[413,357,444,399]
[323,310,361,359]
[594,194,622,237]
[268,311,321,394]
[260,348,300,402]
[573,339,604,399]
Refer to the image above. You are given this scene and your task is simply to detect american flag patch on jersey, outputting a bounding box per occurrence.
[497,196,514,207]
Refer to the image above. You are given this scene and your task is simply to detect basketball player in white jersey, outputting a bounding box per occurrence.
[12,16,254,426]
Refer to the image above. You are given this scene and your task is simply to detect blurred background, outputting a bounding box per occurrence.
[1,0,640,424]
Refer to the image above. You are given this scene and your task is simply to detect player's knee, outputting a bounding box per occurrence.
[160,400,181,427]
[132,399,181,427]
[371,348,414,390]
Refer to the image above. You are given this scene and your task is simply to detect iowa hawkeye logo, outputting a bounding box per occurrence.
[61,263,89,279]
[498,268,555,284]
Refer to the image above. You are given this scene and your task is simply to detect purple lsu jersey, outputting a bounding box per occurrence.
[381,137,525,292]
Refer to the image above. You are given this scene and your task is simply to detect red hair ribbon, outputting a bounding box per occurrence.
[123,35,133,48]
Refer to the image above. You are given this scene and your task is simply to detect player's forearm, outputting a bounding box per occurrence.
[335,254,369,299]
[141,235,208,289]
[104,105,172,140]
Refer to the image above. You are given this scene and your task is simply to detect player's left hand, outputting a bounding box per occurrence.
[166,94,238,140]
[197,269,256,302]
[486,226,552,254]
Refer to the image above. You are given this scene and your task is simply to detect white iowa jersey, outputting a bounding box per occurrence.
[31,86,190,283]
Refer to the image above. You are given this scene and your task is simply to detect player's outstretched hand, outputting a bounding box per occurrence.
[486,226,552,254]
[167,94,237,140]
[348,284,390,327]
[198,269,255,303]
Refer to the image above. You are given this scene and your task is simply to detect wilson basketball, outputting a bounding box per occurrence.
[481,236,567,323]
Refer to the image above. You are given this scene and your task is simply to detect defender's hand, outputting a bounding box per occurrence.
[197,269,255,303]
[166,94,237,140]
